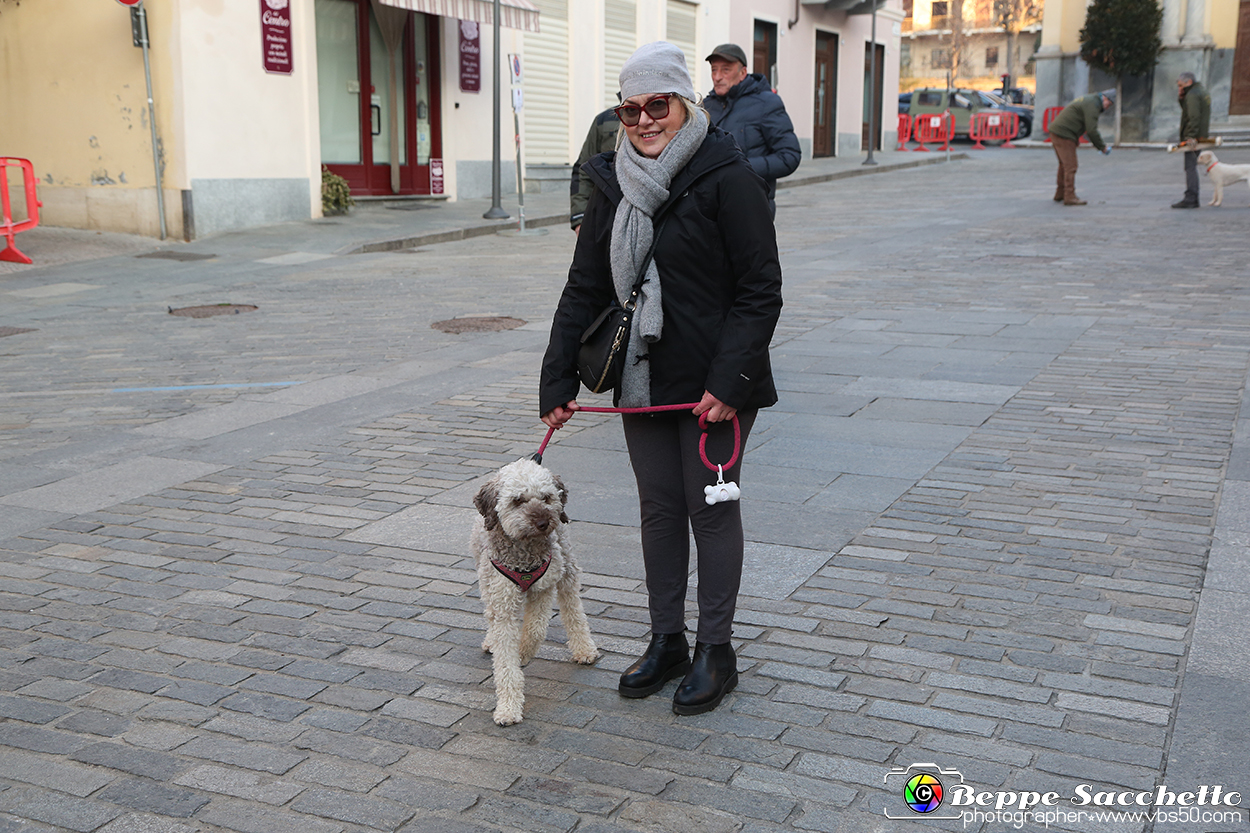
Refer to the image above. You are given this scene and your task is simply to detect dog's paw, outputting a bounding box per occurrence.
[493,705,524,726]
[572,646,600,665]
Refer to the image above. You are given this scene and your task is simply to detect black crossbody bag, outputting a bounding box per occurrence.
[576,217,668,394]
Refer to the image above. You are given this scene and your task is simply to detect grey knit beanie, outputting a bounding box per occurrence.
[619,41,695,102]
[1099,88,1116,106]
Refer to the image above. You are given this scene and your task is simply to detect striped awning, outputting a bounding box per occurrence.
[377,0,540,33]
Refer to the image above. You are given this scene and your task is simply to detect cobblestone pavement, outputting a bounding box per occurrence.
[2,147,1249,833]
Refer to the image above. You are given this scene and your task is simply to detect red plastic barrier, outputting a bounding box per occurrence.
[1042,105,1089,145]
[0,158,41,264]
[1041,106,1062,143]
[911,111,952,152]
[896,114,912,150]
[969,111,1020,149]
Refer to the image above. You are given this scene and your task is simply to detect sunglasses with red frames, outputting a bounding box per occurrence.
[613,94,676,126]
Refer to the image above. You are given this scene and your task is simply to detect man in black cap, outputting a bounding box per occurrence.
[703,43,800,219]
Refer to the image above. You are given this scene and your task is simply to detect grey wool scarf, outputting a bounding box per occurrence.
[611,107,708,408]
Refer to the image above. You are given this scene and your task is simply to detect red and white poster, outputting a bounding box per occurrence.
[261,0,293,75]
[430,159,444,195]
[459,20,481,93]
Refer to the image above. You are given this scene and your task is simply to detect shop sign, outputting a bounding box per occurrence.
[430,159,444,195]
[459,20,481,93]
[261,0,293,76]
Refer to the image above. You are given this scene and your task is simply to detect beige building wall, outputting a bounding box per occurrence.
[0,0,181,236]
[439,18,525,200]
[174,0,321,238]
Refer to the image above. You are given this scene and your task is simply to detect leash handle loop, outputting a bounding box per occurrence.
[537,402,739,474]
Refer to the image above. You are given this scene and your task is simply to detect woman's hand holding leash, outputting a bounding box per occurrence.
[692,391,736,423]
[542,401,580,430]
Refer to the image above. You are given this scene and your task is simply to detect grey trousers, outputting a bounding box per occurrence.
[622,409,757,645]
[1184,150,1200,203]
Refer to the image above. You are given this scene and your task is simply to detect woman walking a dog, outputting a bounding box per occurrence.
[539,41,783,715]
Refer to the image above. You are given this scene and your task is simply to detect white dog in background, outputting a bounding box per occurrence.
[471,458,599,726]
[1198,150,1250,207]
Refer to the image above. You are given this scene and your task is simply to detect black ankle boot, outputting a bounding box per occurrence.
[672,641,737,715]
[619,632,691,698]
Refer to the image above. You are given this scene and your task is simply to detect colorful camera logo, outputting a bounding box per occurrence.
[883,763,964,820]
[904,772,943,813]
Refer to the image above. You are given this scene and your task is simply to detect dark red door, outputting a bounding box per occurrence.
[316,1,442,196]
[814,32,838,157]
[1232,0,1250,115]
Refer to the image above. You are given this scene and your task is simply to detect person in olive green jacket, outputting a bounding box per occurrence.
[1173,72,1211,209]
[569,107,620,232]
[1047,90,1114,206]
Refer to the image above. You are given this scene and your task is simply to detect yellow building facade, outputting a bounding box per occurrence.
[1034,0,1247,140]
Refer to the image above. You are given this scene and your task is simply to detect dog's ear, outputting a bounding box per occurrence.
[552,474,570,524]
[474,478,501,531]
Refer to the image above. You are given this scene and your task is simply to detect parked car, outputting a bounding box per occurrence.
[997,86,1035,106]
[903,87,1034,140]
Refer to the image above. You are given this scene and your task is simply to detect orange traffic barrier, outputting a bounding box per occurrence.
[911,111,952,152]
[0,158,41,264]
[1042,105,1089,145]
[969,111,1020,149]
[896,114,912,150]
[1041,106,1062,143]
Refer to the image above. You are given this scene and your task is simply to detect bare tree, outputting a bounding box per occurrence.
[993,0,1043,91]
[946,0,967,83]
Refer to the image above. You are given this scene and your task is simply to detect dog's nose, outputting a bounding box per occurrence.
[534,518,551,533]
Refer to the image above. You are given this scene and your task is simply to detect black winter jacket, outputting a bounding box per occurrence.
[540,125,783,416]
[704,74,801,200]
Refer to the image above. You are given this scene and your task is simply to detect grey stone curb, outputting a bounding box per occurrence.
[341,154,971,256]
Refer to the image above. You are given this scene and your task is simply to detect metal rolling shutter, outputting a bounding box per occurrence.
[604,0,637,107]
[523,0,570,164]
[665,0,698,83]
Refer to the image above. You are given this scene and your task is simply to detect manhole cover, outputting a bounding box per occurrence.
[0,327,37,338]
[137,251,217,262]
[169,304,258,318]
[432,316,526,334]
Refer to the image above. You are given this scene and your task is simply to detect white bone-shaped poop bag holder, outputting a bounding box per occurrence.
[704,466,740,505]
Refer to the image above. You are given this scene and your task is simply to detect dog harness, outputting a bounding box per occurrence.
[491,556,551,592]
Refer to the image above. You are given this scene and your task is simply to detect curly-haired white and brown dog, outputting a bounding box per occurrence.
[471,458,599,725]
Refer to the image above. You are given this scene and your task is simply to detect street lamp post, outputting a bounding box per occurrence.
[483,0,509,219]
[863,1,879,166]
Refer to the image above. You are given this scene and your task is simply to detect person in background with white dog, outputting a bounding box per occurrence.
[540,42,783,716]
[1172,72,1211,209]
[1047,89,1114,206]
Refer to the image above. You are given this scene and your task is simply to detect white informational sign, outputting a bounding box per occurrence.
[512,86,523,112]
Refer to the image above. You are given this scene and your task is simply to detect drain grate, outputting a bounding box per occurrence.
[169,304,258,318]
[138,251,217,262]
[432,316,526,334]
[0,327,37,338]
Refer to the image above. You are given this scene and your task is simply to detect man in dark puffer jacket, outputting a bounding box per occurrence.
[703,43,800,219]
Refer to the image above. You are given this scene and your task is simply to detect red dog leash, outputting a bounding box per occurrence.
[533,403,740,473]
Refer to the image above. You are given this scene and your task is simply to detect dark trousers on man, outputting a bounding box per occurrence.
[1051,136,1079,201]
[1183,150,1200,204]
